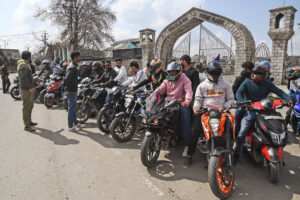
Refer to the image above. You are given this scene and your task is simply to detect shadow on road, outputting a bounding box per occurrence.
[33,127,80,145]
[74,128,145,150]
[146,134,300,200]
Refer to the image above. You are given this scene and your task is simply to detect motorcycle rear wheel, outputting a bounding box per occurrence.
[140,134,161,168]
[10,86,21,100]
[208,155,234,199]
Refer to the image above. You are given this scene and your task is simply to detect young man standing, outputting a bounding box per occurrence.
[17,51,37,132]
[65,51,83,131]
[180,54,200,95]
[1,62,11,93]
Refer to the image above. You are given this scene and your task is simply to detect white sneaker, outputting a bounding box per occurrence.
[76,123,84,129]
[68,126,78,132]
[182,146,188,157]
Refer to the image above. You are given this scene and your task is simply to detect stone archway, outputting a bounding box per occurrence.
[154,7,256,75]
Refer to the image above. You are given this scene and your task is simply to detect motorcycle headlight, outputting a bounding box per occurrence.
[270,131,286,144]
[125,98,132,107]
[209,118,220,136]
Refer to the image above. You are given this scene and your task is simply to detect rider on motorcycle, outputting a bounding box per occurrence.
[121,61,147,91]
[155,62,193,159]
[91,61,104,80]
[184,61,234,167]
[113,58,128,83]
[234,65,291,163]
[38,59,53,79]
[81,61,93,79]
[131,59,167,91]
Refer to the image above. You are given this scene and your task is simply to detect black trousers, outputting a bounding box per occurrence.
[1,76,10,92]
[187,115,204,156]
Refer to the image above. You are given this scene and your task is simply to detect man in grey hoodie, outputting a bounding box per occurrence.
[184,61,234,167]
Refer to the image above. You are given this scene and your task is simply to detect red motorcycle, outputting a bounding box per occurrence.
[44,75,66,108]
[240,98,289,183]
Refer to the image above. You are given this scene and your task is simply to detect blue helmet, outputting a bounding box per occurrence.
[259,61,271,70]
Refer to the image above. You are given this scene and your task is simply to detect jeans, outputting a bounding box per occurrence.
[180,106,192,145]
[235,107,245,133]
[187,115,203,156]
[235,111,256,155]
[105,88,112,104]
[68,92,78,128]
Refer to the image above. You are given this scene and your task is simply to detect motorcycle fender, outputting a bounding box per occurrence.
[210,149,232,166]
[115,112,129,118]
[145,131,152,136]
[261,145,283,162]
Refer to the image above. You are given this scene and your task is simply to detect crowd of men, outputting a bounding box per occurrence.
[1,50,296,167]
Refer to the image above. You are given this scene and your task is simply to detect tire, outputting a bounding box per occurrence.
[140,134,161,168]
[44,96,53,108]
[208,155,234,199]
[110,115,136,142]
[269,162,280,183]
[97,106,114,134]
[10,86,21,100]
[291,115,297,135]
[77,101,90,123]
[39,89,46,103]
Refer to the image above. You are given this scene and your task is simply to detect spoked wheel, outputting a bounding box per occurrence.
[110,115,136,142]
[10,86,21,100]
[269,162,280,183]
[208,155,234,199]
[97,106,114,134]
[140,133,161,168]
[76,102,89,123]
[44,97,53,108]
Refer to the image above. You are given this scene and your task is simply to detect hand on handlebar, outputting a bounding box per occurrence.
[181,102,190,108]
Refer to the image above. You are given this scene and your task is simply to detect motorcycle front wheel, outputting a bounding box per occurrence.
[39,89,46,103]
[10,86,21,100]
[140,133,161,168]
[76,101,90,123]
[110,115,136,142]
[97,106,114,134]
[269,162,280,183]
[208,155,234,199]
[44,96,53,108]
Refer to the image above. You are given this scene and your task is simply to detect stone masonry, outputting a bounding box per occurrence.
[153,7,256,75]
[268,6,297,84]
[139,29,155,68]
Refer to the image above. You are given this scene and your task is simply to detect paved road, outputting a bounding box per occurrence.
[0,78,299,200]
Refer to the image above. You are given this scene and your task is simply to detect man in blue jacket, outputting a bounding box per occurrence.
[234,65,291,163]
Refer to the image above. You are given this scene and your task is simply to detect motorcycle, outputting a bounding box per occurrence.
[44,75,65,108]
[241,98,289,183]
[140,93,181,167]
[10,75,21,100]
[196,105,237,199]
[109,90,147,142]
[76,83,107,123]
[96,86,126,134]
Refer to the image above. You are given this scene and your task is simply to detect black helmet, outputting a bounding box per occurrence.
[206,61,222,84]
[150,59,162,74]
[92,61,101,68]
[252,65,267,77]
[166,62,182,81]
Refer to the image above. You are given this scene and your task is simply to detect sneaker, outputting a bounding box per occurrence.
[183,156,192,168]
[76,123,84,129]
[68,126,78,132]
[182,146,188,157]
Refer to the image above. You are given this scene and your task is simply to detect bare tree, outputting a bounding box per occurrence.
[35,0,116,50]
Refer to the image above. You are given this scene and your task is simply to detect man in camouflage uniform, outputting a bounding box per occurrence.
[1,62,10,93]
[17,51,37,132]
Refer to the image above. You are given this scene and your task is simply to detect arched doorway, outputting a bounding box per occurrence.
[154,7,255,75]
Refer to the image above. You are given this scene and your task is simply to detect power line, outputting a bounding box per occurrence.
[0,31,44,38]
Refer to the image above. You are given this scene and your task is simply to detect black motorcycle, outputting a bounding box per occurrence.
[96,86,126,134]
[10,75,21,100]
[140,93,180,168]
[76,84,107,123]
[109,90,147,142]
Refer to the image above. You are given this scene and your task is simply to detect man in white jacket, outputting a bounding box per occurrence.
[184,61,234,168]
[114,58,128,84]
[122,61,147,91]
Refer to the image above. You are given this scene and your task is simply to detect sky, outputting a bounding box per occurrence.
[0,0,299,56]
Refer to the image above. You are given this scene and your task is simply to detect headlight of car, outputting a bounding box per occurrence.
[209,118,220,136]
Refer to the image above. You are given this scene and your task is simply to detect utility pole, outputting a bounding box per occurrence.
[41,31,49,56]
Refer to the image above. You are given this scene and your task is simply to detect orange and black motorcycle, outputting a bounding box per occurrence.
[197,104,238,199]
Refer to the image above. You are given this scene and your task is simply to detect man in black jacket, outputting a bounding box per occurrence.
[131,59,166,91]
[65,51,82,131]
[232,61,254,98]
[180,55,200,95]
[92,60,117,88]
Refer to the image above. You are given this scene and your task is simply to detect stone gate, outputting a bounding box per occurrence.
[154,7,256,75]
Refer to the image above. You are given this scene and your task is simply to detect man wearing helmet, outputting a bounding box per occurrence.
[131,59,167,91]
[38,59,52,79]
[184,61,234,167]
[234,65,291,163]
[155,62,193,158]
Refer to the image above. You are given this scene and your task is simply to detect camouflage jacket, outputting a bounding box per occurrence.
[17,59,34,90]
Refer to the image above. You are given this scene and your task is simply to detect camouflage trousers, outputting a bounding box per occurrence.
[20,90,34,128]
